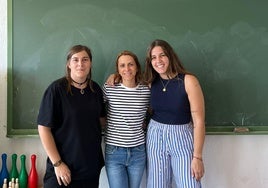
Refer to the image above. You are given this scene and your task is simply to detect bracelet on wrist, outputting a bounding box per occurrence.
[193,156,203,161]
[53,159,62,167]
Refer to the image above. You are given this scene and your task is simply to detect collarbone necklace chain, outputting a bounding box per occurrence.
[72,79,88,94]
[160,77,170,92]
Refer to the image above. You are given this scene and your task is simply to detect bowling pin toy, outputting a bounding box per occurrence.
[0,153,9,186]
[27,155,38,188]
[11,178,15,188]
[14,179,19,188]
[9,154,19,181]
[2,178,7,188]
[19,155,28,188]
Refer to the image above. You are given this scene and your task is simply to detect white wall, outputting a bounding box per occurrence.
[1,0,268,187]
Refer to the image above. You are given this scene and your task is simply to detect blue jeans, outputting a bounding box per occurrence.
[105,144,146,188]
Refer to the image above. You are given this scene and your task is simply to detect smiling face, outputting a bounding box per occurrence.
[67,50,91,82]
[151,46,170,79]
[117,55,138,84]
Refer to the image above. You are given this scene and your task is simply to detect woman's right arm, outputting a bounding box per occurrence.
[38,125,71,186]
[38,125,61,165]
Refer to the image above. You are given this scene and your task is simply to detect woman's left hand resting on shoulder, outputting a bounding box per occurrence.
[105,74,117,86]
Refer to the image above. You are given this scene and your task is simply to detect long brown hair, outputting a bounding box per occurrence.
[144,39,190,84]
[114,50,143,84]
[65,45,94,93]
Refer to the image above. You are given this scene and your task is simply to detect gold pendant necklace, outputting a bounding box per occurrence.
[160,77,170,92]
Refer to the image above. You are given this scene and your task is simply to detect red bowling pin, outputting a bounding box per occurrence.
[27,155,38,188]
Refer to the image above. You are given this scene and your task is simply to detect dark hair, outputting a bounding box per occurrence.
[144,39,190,84]
[65,45,94,93]
[114,50,143,84]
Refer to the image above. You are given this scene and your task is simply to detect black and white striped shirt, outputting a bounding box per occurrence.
[103,83,150,147]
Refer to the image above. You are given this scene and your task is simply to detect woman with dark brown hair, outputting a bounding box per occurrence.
[144,39,205,188]
[38,45,105,188]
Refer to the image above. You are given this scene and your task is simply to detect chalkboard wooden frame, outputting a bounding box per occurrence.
[7,0,268,137]
[7,1,38,137]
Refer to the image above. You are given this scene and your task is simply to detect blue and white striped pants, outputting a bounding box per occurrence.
[146,119,202,188]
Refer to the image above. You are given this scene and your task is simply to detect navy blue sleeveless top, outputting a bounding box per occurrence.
[150,74,191,125]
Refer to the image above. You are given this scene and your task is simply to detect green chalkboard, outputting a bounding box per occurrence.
[7,0,268,137]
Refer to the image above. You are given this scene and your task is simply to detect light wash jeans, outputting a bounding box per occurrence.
[105,144,146,188]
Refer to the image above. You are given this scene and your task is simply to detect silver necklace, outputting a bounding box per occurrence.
[80,88,85,95]
[160,77,170,92]
[72,79,87,94]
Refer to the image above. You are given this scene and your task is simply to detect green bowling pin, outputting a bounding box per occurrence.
[9,154,19,181]
[19,155,28,188]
